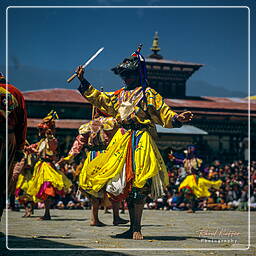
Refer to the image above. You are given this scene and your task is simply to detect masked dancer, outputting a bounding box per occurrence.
[74,45,193,240]
[27,111,72,220]
[178,145,222,213]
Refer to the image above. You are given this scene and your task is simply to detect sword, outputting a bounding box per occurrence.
[67,47,104,83]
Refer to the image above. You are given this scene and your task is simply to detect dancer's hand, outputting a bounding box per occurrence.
[75,65,85,82]
[177,111,193,122]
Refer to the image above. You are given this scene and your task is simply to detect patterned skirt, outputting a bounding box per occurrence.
[79,128,169,201]
[27,160,72,201]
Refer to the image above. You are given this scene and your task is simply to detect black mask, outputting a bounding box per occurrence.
[111,56,140,78]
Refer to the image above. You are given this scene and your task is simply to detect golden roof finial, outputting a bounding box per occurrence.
[150,31,160,54]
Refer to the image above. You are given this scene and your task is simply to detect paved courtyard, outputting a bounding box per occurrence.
[0,209,255,256]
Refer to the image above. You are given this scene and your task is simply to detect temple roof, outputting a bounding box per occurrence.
[23,88,88,103]
[145,58,204,67]
[28,118,87,129]
[23,88,256,118]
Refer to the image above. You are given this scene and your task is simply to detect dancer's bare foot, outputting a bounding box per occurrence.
[113,217,129,226]
[116,229,133,239]
[22,212,31,218]
[187,209,195,213]
[133,231,143,240]
[90,220,106,227]
[26,212,32,217]
[23,208,33,218]
[22,210,28,218]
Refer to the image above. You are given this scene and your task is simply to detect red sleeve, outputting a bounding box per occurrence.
[12,158,26,178]
[6,84,27,151]
[25,143,38,154]
[15,91,27,150]
[68,134,87,156]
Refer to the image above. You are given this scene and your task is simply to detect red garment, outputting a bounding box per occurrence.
[68,134,87,156]
[25,143,39,154]
[0,83,27,150]
[108,134,134,202]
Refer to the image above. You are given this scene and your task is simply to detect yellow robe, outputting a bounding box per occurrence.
[79,85,179,196]
[27,138,72,201]
[82,85,178,129]
[179,174,222,198]
[16,168,35,202]
[15,153,37,202]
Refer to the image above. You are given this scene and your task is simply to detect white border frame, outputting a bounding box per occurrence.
[5,5,251,251]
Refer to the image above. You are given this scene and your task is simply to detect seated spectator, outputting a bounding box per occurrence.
[237,186,248,211]
[144,194,154,209]
[156,197,164,210]
[56,200,65,209]
[206,192,231,210]
[170,192,188,211]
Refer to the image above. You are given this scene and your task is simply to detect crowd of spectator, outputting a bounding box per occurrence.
[145,159,256,212]
[11,157,256,212]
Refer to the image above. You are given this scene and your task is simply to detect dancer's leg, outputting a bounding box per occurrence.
[22,201,29,218]
[187,196,197,213]
[191,197,198,213]
[90,197,106,226]
[39,196,52,220]
[112,201,129,226]
[26,201,33,217]
[116,198,134,238]
[132,203,144,240]
[116,188,146,239]
[120,200,125,214]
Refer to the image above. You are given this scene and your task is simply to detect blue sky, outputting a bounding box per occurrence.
[0,0,255,95]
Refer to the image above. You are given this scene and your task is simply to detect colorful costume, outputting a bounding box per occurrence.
[178,174,222,199]
[14,141,40,203]
[63,114,119,199]
[178,145,222,211]
[77,52,183,202]
[0,73,27,218]
[63,112,129,226]
[27,111,72,202]
[74,45,192,238]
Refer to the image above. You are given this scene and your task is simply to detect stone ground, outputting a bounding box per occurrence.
[0,209,255,256]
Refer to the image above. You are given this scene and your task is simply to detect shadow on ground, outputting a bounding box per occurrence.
[0,235,129,256]
[143,235,205,241]
[110,234,206,241]
[16,215,88,221]
[46,218,88,221]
